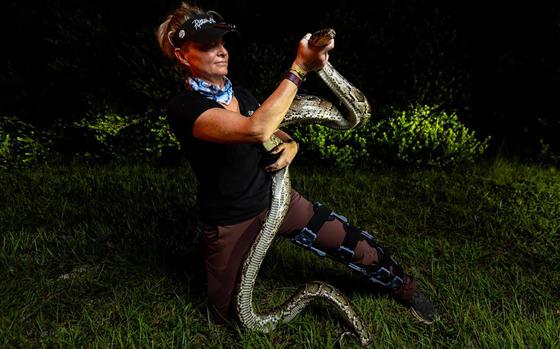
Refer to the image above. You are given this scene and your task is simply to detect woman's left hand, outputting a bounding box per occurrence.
[264,141,298,172]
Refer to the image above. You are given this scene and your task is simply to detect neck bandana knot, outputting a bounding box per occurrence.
[187,77,233,105]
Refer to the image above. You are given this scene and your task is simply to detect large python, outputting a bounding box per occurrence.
[234,29,373,347]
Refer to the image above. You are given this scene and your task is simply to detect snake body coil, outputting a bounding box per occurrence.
[235,29,373,347]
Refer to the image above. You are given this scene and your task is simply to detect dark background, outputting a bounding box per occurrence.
[2,0,559,158]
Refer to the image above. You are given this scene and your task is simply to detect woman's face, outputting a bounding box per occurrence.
[183,38,229,85]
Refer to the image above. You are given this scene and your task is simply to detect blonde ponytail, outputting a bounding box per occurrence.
[155,2,204,63]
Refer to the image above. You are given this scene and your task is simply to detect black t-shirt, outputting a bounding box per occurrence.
[167,86,272,225]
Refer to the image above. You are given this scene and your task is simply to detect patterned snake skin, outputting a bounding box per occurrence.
[234,29,373,347]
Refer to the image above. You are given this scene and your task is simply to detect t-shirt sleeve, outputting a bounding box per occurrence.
[167,93,216,127]
[166,93,217,141]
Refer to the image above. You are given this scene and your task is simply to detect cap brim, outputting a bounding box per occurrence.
[190,24,238,45]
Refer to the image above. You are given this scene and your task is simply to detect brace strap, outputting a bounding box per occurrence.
[334,223,362,261]
[306,203,334,234]
[359,231,404,289]
[291,203,336,257]
[291,202,404,290]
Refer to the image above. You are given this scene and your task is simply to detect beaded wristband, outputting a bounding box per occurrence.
[283,70,302,88]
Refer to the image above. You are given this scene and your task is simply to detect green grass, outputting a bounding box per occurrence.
[1,159,559,348]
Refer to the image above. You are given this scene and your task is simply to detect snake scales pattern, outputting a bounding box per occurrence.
[234,29,373,347]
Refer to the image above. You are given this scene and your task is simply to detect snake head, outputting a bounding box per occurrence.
[308,28,336,47]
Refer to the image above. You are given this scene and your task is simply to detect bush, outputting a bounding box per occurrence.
[70,109,180,161]
[0,116,52,169]
[538,139,560,167]
[1,110,182,168]
[289,105,490,168]
[2,105,490,169]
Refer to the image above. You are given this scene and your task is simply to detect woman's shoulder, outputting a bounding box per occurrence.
[167,90,216,122]
[168,90,204,107]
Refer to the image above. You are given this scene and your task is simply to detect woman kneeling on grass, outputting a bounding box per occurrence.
[156,1,436,326]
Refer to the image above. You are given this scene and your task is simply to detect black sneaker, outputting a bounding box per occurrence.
[409,290,436,324]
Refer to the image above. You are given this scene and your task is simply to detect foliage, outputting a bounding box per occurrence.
[538,139,560,167]
[0,116,52,169]
[0,110,181,168]
[71,109,180,161]
[2,103,491,169]
[290,105,490,168]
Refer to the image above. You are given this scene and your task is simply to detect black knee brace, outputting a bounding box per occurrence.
[291,202,404,290]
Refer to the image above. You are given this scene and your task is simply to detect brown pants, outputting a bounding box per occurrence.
[203,189,416,324]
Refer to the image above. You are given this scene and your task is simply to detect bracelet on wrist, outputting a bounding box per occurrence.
[290,63,308,80]
[289,68,305,81]
[283,70,302,88]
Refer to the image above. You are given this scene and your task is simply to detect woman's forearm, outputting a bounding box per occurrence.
[249,79,299,142]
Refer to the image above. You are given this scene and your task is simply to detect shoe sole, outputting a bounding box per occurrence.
[411,307,434,325]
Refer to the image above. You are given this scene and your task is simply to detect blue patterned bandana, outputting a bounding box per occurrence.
[187,76,233,105]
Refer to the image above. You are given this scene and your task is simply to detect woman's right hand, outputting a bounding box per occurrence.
[293,32,335,73]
